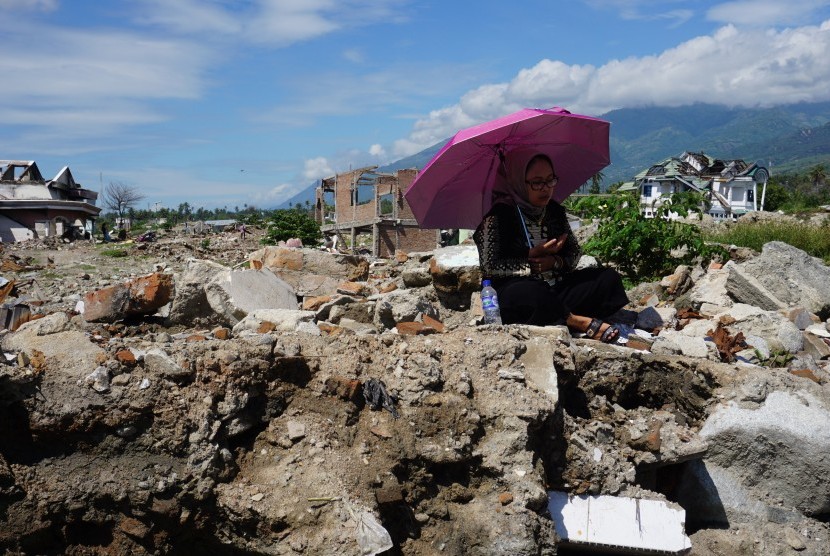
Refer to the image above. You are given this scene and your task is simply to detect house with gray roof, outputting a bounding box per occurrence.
[618,152,770,220]
[0,160,101,242]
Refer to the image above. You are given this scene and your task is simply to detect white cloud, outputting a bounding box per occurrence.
[252,183,298,205]
[303,157,334,181]
[342,48,365,63]
[0,0,57,11]
[259,62,485,127]
[131,0,410,46]
[0,22,213,151]
[369,144,386,158]
[394,19,830,156]
[133,0,240,35]
[707,0,830,26]
[583,0,694,26]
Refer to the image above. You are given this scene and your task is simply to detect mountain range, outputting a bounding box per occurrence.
[277,102,830,208]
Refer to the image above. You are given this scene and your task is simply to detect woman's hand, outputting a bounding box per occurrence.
[528,233,568,273]
[528,254,561,273]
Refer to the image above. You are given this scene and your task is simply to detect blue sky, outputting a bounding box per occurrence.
[2,0,830,211]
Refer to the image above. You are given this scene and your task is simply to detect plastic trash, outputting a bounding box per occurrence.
[349,505,393,556]
[363,378,399,418]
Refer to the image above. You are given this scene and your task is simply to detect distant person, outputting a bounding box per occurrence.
[184,221,189,234]
[239,223,247,240]
[101,223,111,243]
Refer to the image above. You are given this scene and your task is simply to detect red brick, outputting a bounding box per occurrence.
[257,321,276,333]
[115,349,136,365]
[302,295,332,311]
[324,376,362,402]
[396,321,431,336]
[422,315,445,333]
[336,282,365,296]
[790,369,822,384]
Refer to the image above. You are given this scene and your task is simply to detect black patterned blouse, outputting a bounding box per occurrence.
[473,200,581,287]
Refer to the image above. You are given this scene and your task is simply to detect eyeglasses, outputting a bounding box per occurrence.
[526,177,558,190]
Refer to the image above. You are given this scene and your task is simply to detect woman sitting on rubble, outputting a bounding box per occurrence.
[472,149,629,342]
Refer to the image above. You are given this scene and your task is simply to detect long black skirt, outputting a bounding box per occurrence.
[495,267,629,326]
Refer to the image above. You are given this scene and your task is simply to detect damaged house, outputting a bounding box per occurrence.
[619,151,770,220]
[0,160,101,242]
[314,166,438,257]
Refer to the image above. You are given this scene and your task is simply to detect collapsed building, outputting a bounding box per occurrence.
[314,166,439,257]
[0,160,101,242]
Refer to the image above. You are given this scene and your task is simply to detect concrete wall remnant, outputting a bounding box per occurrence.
[314,166,438,258]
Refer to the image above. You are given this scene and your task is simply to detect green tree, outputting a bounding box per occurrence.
[588,171,604,194]
[760,179,790,211]
[571,191,726,285]
[808,164,827,189]
[262,209,322,246]
[606,181,625,194]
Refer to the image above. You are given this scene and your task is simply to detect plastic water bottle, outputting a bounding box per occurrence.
[481,279,503,325]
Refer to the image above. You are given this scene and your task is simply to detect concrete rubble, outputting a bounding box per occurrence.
[0,227,829,555]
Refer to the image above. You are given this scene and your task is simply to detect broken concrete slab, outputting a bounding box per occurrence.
[168,259,228,325]
[248,246,369,297]
[428,244,481,294]
[727,242,830,316]
[2,315,104,378]
[518,335,559,405]
[548,491,691,554]
[699,388,830,516]
[205,266,297,325]
[231,308,316,335]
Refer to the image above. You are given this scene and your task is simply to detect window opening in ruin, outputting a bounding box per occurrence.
[378,193,393,216]
[351,172,377,206]
[321,191,336,223]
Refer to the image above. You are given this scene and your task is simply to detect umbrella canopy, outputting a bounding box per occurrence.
[404,107,610,230]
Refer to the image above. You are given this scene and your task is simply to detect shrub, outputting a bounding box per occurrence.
[570,192,726,285]
[262,209,322,247]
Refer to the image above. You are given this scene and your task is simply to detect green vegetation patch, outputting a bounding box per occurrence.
[101,248,130,258]
[704,219,830,263]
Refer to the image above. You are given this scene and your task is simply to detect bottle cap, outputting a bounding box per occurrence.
[482,279,491,287]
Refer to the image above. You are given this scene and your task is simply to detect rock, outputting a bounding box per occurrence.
[249,247,369,297]
[2,326,104,378]
[143,348,192,380]
[715,304,803,354]
[686,268,732,309]
[429,245,481,294]
[232,309,316,334]
[168,259,229,324]
[205,267,297,325]
[286,421,306,441]
[517,333,560,404]
[727,242,830,316]
[373,290,439,331]
[699,388,830,516]
[83,273,173,322]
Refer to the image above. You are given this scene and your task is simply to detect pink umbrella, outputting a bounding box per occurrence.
[404,107,610,230]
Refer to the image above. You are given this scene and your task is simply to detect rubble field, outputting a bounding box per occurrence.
[1,228,830,555]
